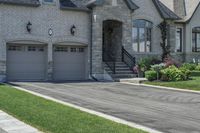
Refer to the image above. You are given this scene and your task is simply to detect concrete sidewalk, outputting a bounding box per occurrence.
[0,110,40,133]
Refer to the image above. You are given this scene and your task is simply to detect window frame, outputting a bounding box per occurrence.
[176,28,183,52]
[132,19,153,53]
[192,27,200,52]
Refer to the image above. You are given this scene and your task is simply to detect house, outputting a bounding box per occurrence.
[0,0,199,82]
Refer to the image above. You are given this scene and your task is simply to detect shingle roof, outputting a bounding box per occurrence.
[60,0,90,11]
[152,0,181,20]
[0,0,40,7]
[86,0,139,11]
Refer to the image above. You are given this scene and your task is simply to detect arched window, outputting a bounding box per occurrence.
[192,27,200,52]
[132,19,153,52]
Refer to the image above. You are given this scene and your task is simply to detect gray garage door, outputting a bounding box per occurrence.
[53,45,86,81]
[7,44,46,81]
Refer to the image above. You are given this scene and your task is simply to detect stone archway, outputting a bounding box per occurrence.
[102,20,123,62]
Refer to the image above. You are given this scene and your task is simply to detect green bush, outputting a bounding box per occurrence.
[181,63,197,71]
[179,67,191,80]
[138,57,161,72]
[191,71,200,77]
[160,66,186,81]
[195,65,200,71]
[145,71,157,81]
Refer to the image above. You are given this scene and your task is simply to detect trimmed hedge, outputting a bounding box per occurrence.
[145,71,157,81]
[191,71,200,77]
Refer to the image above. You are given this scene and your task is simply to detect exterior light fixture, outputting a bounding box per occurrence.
[70,25,76,36]
[26,21,32,33]
[48,28,53,36]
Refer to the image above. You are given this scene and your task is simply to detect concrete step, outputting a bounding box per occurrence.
[115,78,147,83]
[111,74,137,79]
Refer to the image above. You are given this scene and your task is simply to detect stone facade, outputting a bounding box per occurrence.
[0,0,90,81]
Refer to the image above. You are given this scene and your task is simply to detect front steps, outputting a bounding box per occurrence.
[104,62,137,81]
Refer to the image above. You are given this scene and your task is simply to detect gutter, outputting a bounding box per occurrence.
[60,6,91,12]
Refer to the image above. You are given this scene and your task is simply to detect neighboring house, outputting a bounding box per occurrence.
[0,0,199,82]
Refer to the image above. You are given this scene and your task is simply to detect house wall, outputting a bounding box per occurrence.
[91,0,132,80]
[131,0,164,62]
[0,0,91,81]
[185,4,200,62]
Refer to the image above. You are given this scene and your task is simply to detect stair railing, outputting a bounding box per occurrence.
[122,46,136,71]
[104,52,116,74]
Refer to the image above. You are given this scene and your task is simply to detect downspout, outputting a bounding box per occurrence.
[89,10,98,81]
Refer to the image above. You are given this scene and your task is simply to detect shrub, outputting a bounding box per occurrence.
[179,67,191,80]
[138,57,161,72]
[195,65,200,71]
[181,63,197,71]
[160,66,186,81]
[164,57,181,68]
[145,71,157,81]
[191,71,200,77]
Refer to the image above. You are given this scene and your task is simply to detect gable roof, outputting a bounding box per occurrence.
[0,0,40,7]
[152,0,181,20]
[86,0,139,11]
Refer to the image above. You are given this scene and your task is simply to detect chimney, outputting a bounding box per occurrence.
[174,0,186,17]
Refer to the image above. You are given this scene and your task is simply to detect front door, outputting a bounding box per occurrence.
[103,20,122,62]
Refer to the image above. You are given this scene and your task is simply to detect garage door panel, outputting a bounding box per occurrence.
[53,46,86,81]
[7,45,46,81]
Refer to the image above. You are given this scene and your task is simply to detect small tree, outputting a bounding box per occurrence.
[158,21,171,61]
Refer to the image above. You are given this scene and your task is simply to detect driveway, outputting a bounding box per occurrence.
[11,82,200,133]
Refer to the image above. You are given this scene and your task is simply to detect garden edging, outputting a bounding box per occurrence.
[122,82,200,94]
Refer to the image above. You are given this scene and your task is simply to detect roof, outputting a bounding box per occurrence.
[159,0,200,22]
[86,0,139,11]
[152,0,181,20]
[60,0,90,11]
[0,0,40,7]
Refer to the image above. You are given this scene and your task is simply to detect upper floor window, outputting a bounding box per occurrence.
[132,19,153,52]
[176,28,183,52]
[192,27,200,52]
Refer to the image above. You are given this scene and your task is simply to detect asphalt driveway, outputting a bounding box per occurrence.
[11,82,200,133]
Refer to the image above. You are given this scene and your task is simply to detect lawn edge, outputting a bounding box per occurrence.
[122,82,200,94]
[9,84,163,133]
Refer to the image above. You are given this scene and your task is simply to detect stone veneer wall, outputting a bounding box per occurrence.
[0,1,90,81]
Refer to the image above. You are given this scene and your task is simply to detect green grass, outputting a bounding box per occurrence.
[0,85,146,133]
[145,77,200,91]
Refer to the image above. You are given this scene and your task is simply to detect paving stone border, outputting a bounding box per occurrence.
[0,110,40,133]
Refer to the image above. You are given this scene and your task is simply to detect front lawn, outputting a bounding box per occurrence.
[0,84,146,133]
[144,77,200,91]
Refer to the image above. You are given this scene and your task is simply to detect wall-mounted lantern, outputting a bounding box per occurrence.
[70,25,76,36]
[26,21,32,33]
[48,28,53,36]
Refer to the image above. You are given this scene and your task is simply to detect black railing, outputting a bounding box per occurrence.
[122,46,136,71]
[104,52,116,74]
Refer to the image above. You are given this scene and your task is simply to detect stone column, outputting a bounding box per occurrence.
[47,40,53,81]
[0,41,6,82]
[91,13,104,80]
[167,21,176,54]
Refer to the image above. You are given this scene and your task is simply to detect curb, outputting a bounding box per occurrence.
[122,82,200,95]
[10,85,163,133]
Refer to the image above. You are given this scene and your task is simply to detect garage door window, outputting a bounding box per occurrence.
[8,46,22,51]
[28,46,36,51]
[70,48,77,52]
[55,46,68,52]
[78,48,84,52]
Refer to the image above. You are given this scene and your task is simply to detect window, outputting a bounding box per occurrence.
[192,27,200,52]
[132,20,153,52]
[28,46,36,51]
[78,48,84,52]
[176,28,183,52]
[55,46,68,52]
[8,46,21,51]
[70,47,77,52]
